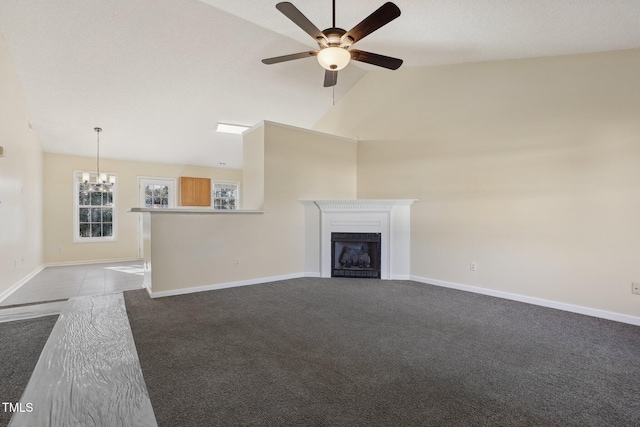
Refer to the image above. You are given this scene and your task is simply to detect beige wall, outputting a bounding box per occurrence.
[242,124,265,210]
[315,49,640,318]
[0,32,43,296]
[43,153,241,264]
[149,121,357,293]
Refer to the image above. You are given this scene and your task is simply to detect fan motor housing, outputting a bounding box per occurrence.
[318,28,353,48]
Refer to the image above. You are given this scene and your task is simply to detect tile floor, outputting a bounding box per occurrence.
[1,261,144,307]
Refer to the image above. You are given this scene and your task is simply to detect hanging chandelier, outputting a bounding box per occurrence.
[82,127,115,191]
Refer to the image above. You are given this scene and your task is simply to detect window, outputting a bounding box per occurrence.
[74,171,116,242]
[212,181,239,210]
[144,184,170,208]
[139,178,176,209]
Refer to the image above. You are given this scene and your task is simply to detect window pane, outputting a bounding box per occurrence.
[91,208,102,222]
[161,198,168,207]
[161,186,169,198]
[91,224,102,237]
[145,186,152,197]
[103,223,113,237]
[145,196,152,208]
[154,197,161,206]
[79,208,90,222]
[102,208,113,222]
[79,191,90,206]
[213,182,238,210]
[91,192,103,206]
[79,223,91,237]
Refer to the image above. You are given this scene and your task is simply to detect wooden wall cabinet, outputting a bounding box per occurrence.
[179,177,211,207]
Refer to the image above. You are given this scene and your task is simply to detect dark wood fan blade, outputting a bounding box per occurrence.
[324,70,338,87]
[344,2,400,44]
[262,51,318,65]
[276,2,326,42]
[350,49,403,70]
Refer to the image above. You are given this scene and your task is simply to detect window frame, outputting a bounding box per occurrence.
[212,180,240,210]
[73,170,118,243]
[138,177,177,209]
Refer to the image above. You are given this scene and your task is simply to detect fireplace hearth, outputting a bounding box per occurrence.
[331,233,381,279]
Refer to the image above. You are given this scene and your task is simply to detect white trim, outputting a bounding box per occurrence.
[411,275,640,327]
[313,199,417,211]
[143,285,153,298]
[137,176,177,208]
[44,258,139,268]
[212,180,241,210]
[147,273,307,299]
[73,170,118,243]
[0,265,46,304]
[309,200,415,280]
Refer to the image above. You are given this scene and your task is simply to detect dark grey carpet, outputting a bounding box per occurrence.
[0,315,58,427]
[124,279,640,426]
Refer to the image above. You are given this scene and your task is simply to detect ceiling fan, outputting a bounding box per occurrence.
[261,1,403,87]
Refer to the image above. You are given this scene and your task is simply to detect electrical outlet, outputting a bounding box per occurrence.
[235,259,240,266]
[632,283,640,295]
[57,246,63,253]
[470,262,477,272]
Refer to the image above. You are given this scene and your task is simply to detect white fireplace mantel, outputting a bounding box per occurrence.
[300,200,416,280]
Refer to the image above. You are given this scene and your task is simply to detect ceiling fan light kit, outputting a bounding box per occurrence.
[317,46,350,70]
[262,1,403,87]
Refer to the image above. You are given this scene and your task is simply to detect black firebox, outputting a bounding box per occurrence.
[331,233,381,279]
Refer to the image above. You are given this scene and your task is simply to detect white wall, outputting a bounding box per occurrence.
[315,49,640,319]
[0,32,43,297]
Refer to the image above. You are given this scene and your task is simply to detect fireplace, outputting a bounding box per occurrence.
[300,199,415,280]
[331,233,381,278]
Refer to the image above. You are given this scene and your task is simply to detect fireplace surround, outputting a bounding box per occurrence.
[300,200,416,279]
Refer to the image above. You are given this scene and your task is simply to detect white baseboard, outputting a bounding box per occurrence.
[139,271,640,327]
[148,273,308,299]
[143,284,153,298]
[411,275,640,327]
[45,258,140,268]
[0,265,46,304]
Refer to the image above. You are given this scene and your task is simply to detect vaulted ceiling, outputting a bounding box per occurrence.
[1,0,639,169]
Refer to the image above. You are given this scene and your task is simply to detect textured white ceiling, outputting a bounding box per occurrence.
[1,0,639,169]
[206,0,640,66]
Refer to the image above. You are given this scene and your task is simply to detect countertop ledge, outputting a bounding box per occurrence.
[129,207,264,214]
